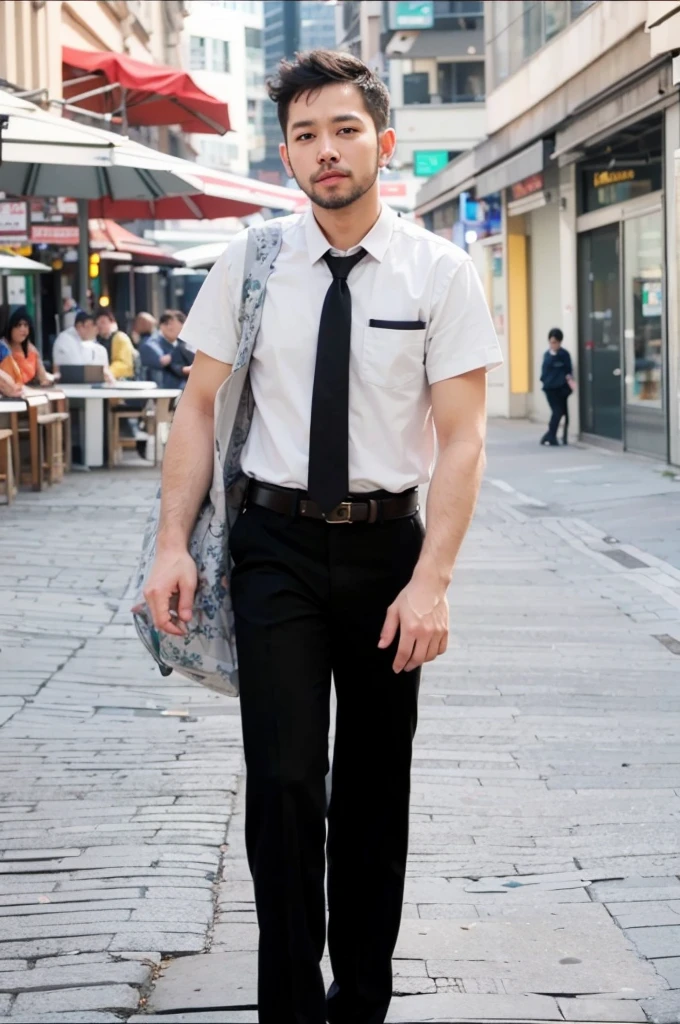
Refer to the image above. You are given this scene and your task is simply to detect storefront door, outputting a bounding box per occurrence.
[578,225,622,441]
[622,209,665,458]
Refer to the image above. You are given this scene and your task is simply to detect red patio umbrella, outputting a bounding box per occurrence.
[88,164,309,220]
[62,47,231,135]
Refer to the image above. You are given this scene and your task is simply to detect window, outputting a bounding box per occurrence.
[437,61,485,102]
[245,26,262,49]
[489,0,598,88]
[403,73,430,105]
[190,36,207,71]
[211,39,230,74]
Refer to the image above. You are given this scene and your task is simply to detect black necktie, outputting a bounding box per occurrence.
[308,248,367,514]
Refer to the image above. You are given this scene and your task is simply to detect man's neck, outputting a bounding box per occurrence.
[312,185,381,252]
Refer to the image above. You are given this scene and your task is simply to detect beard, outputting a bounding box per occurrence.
[294,155,380,211]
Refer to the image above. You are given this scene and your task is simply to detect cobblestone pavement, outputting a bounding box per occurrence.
[0,425,679,1024]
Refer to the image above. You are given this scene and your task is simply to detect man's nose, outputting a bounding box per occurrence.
[316,139,339,164]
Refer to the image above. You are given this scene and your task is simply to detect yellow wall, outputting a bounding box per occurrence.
[507,216,530,395]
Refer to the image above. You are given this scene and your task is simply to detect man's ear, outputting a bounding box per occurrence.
[378,127,397,169]
[279,142,293,178]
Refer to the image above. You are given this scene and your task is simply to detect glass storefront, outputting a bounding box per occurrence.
[578,209,666,457]
[576,116,667,459]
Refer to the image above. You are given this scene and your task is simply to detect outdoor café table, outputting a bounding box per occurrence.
[0,398,28,488]
[58,383,182,468]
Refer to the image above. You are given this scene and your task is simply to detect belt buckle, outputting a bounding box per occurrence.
[324,501,353,524]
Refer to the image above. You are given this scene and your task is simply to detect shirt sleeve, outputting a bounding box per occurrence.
[564,349,573,376]
[425,256,503,385]
[180,229,248,365]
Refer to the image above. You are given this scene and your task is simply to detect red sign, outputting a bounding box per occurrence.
[510,173,544,201]
[31,224,80,245]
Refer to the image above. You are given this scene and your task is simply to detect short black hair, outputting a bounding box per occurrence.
[267,49,390,139]
[75,311,94,326]
[95,308,115,321]
[548,327,563,343]
[159,309,186,326]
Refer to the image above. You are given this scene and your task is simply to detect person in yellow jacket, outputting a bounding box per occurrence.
[95,308,137,380]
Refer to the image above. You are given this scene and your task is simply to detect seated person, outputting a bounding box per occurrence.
[132,312,157,349]
[52,312,114,382]
[139,310,193,390]
[0,306,54,390]
[95,309,136,380]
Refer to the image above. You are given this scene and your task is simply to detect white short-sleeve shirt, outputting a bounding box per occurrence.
[181,203,502,494]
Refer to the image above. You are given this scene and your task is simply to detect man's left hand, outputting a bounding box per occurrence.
[378,575,449,673]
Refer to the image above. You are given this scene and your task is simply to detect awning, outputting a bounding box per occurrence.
[62,46,231,135]
[475,140,554,198]
[90,219,184,266]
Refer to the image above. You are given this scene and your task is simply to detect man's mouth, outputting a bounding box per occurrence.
[316,171,348,184]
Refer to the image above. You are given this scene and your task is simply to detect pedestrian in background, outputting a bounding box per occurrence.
[540,327,574,446]
[142,49,502,1024]
[95,308,137,381]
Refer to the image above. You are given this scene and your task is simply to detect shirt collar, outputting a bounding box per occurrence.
[304,202,397,265]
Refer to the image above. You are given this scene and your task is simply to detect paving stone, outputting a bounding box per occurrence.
[0,959,150,992]
[11,984,140,1015]
[651,957,680,988]
[0,1016,122,1023]
[641,990,680,1024]
[148,951,257,1011]
[627,926,680,959]
[129,1015,258,1023]
[384,992,561,1021]
[210,923,259,951]
[557,997,647,1021]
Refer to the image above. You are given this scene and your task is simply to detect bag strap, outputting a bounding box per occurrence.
[238,222,283,328]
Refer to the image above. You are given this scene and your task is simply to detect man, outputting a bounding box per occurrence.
[52,311,112,380]
[540,327,574,446]
[62,296,82,330]
[95,309,137,381]
[143,50,502,1024]
[139,309,193,390]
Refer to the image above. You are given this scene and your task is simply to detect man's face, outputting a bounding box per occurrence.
[279,83,395,211]
[161,317,182,343]
[96,316,114,337]
[549,338,562,354]
[76,319,97,341]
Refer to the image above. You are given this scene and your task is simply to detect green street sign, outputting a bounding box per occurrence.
[414,150,449,177]
[389,1,435,30]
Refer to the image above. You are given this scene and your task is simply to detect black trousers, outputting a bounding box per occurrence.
[545,387,570,442]
[228,501,424,1024]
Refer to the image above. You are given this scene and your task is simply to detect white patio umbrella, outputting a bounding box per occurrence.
[0,96,198,202]
[0,90,205,301]
[0,252,51,273]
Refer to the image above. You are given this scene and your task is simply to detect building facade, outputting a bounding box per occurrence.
[253,0,337,184]
[185,0,265,176]
[416,0,680,466]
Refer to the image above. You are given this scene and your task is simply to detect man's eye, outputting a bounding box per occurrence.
[339,127,357,135]
[297,133,313,141]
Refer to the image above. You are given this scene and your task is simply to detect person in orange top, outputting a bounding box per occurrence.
[0,307,53,391]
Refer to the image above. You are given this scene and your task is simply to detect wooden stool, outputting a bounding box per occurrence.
[0,428,15,505]
[38,411,71,484]
[107,405,142,468]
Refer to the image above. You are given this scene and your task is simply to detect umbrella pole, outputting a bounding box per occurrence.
[77,199,89,310]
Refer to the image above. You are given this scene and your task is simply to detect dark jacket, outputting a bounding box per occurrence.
[541,347,573,392]
[139,333,193,390]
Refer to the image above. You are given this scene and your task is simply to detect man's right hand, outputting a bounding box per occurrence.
[160,354,172,367]
[142,547,197,636]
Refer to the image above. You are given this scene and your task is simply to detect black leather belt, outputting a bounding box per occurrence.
[246,481,419,524]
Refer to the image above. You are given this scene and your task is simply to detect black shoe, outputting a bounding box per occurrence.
[136,440,149,460]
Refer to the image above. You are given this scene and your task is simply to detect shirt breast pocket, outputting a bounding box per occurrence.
[361,322,427,390]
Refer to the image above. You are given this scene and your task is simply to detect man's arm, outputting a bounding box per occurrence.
[140,338,172,370]
[143,351,232,635]
[379,367,487,673]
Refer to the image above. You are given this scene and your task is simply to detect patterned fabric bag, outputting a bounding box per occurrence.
[131,222,283,696]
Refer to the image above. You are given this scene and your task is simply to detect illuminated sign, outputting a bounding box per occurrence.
[510,173,544,201]
[593,168,636,188]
